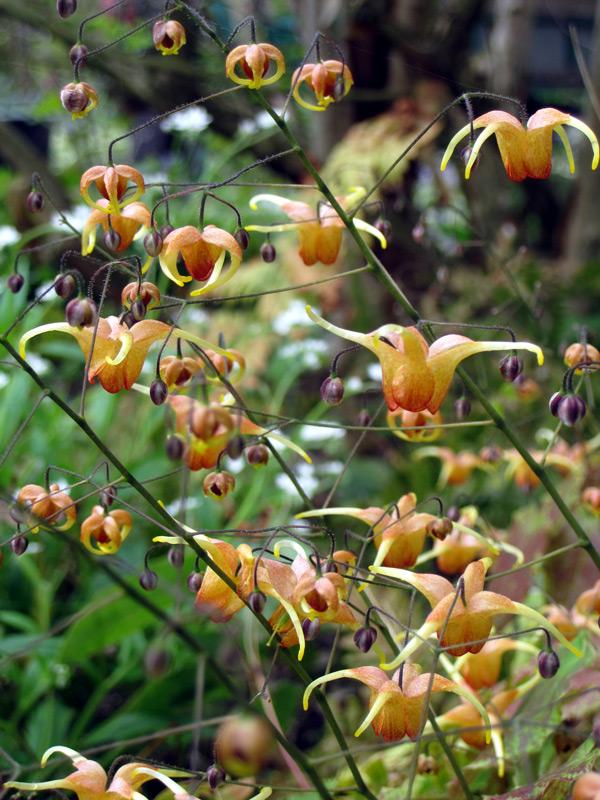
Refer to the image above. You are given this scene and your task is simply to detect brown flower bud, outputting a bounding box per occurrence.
[69,44,88,68]
[245,444,269,468]
[215,715,272,778]
[26,191,44,214]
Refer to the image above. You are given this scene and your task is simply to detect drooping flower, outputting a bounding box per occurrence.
[226,43,285,88]
[441,107,599,182]
[307,306,544,414]
[5,746,193,800]
[80,505,132,554]
[81,200,151,255]
[458,637,536,690]
[303,663,490,742]
[158,225,242,296]
[291,60,353,111]
[415,446,489,487]
[16,483,76,533]
[297,492,436,570]
[246,188,386,266]
[60,82,98,120]
[153,19,186,55]
[386,408,443,442]
[159,348,245,392]
[80,164,145,215]
[371,558,581,668]
[20,316,242,394]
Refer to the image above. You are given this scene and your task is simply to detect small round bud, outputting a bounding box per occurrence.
[69,43,88,68]
[549,391,563,418]
[417,755,438,775]
[187,571,203,593]
[260,242,276,263]
[558,394,586,427]
[446,505,461,522]
[322,560,338,574]
[57,0,77,18]
[353,626,377,653]
[7,274,24,294]
[144,230,163,257]
[226,435,245,460]
[331,77,346,102]
[26,191,44,214]
[159,223,174,239]
[412,222,426,243]
[121,311,136,329]
[374,218,392,241]
[150,379,168,406]
[538,649,560,679]
[427,516,454,541]
[166,435,184,461]
[130,299,147,321]
[65,297,97,327]
[10,535,29,556]
[460,146,480,173]
[98,486,117,507]
[139,568,158,591]
[103,229,121,251]
[453,397,471,421]
[234,229,250,251]
[499,354,523,382]
[356,409,371,427]
[54,274,76,299]
[60,82,98,117]
[206,764,225,790]
[249,589,267,614]
[301,617,321,641]
[245,444,269,468]
[168,545,185,568]
[320,376,345,406]
[144,647,170,677]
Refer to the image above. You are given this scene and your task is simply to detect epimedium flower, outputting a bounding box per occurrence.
[160,348,246,392]
[246,188,387,266]
[441,107,599,182]
[386,408,443,442]
[80,164,145,215]
[153,19,186,55]
[292,60,353,111]
[303,663,490,743]
[307,306,544,414]
[60,81,98,120]
[226,42,285,88]
[80,505,132,555]
[415,446,490,487]
[297,492,437,570]
[158,224,242,296]
[5,746,194,800]
[16,483,76,533]
[20,316,242,394]
[371,558,581,669]
[81,200,151,255]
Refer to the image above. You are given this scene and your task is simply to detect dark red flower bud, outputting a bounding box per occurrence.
[10,535,29,556]
[558,394,586,427]
[353,626,377,653]
[144,230,163,257]
[7,274,24,294]
[130,299,147,321]
[234,228,250,251]
[159,223,174,239]
[322,560,339,574]
[168,545,185,568]
[460,146,480,173]
[26,191,44,214]
[187,571,203,593]
[427,516,454,541]
[65,297,97,327]
[69,44,88,68]
[103,229,121,251]
[538,649,560,679]
[454,397,471,420]
[139,568,158,591]
[249,589,267,614]
[150,379,168,406]
[374,218,392,241]
[446,505,461,522]
[549,391,563,418]
[260,242,276,263]
[245,444,269,467]
[226,435,245,460]
[121,311,136,329]
[206,764,225,790]
[356,409,371,427]
[320,375,345,405]
[166,435,184,461]
[54,274,76,299]
[331,77,346,103]
[301,617,321,641]
[57,0,77,18]
[499,354,523,382]
[98,486,117,507]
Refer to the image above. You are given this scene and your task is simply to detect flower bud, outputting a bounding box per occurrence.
[54,274,76,299]
[499,354,523,382]
[60,82,98,119]
[103,229,121,251]
[331,76,347,103]
[187,571,203,593]
[260,242,276,263]
[427,516,454,541]
[69,44,88,68]
[549,391,563,418]
[168,545,185,568]
[374,218,392,241]
[166,435,184,461]
[353,626,377,653]
[249,589,267,614]
[130,299,147,321]
[10,535,29,556]
[453,397,471,420]
[98,486,117,507]
[121,281,160,309]
[144,647,170,678]
[417,755,438,775]
[245,444,269,468]
[144,230,163,257]
[460,146,480,173]
[226,434,245,460]
[159,223,174,239]
[203,471,235,501]
[446,505,461,522]
[322,559,338,574]
[302,617,321,641]
[65,297,97,327]
[215,715,272,778]
[139,568,158,591]
[26,191,44,214]
[153,19,187,56]
[7,274,24,294]
[356,409,371,427]
[150,379,168,406]
[57,0,77,18]
[538,648,560,679]
[320,375,345,405]
[234,228,250,251]
[206,764,225,790]
[557,394,586,427]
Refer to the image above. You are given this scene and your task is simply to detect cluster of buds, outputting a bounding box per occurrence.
[549,391,586,426]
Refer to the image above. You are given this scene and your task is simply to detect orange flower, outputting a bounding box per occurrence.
[247,188,386,266]
[153,19,186,55]
[415,446,488,486]
[303,663,489,742]
[371,558,580,667]
[80,164,145,215]
[441,107,599,182]
[16,483,76,533]
[60,82,98,120]
[307,307,543,414]
[80,505,131,554]
[81,200,151,255]
[20,316,239,394]
[433,508,493,575]
[292,60,353,111]
[458,637,535,690]
[297,493,436,569]
[158,225,242,296]
[386,408,443,442]
[226,43,285,88]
